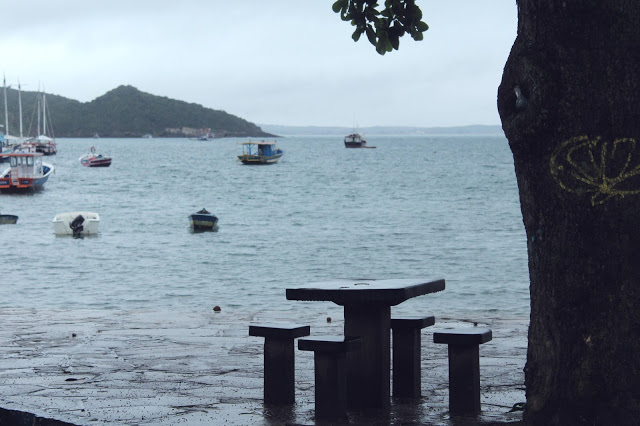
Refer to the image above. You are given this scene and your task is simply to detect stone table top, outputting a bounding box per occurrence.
[286,278,445,306]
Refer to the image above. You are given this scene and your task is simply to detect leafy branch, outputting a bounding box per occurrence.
[332,0,428,55]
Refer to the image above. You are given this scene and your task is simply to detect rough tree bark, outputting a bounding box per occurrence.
[498,1,640,424]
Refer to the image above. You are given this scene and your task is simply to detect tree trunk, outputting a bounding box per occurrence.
[498,1,640,424]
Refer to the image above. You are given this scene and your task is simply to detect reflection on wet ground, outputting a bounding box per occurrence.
[0,309,525,425]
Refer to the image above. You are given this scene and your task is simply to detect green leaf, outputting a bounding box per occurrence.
[389,34,399,50]
[332,0,347,13]
[352,28,363,42]
[417,21,429,32]
[366,26,377,45]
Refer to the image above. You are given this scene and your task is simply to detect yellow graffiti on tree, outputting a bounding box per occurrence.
[550,136,640,206]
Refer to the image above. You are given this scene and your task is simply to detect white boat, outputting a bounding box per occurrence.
[53,211,100,236]
[79,147,112,167]
[0,151,54,192]
[31,91,57,155]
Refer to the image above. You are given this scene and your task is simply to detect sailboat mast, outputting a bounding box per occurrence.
[18,81,23,139]
[37,96,41,136]
[3,75,8,136]
[42,93,46,136]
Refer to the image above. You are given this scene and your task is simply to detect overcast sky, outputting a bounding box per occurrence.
[1,1,517,128]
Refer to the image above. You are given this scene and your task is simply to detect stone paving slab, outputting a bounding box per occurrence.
[0,308,526,425]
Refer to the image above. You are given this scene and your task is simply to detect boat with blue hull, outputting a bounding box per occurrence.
[0,151,54,192]
[189,208,218,232]
[237,141,284,165]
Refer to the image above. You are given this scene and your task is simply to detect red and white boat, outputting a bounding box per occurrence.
[80,147,112,167]
[0,151,54,191]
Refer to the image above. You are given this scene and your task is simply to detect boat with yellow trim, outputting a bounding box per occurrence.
[237,140,284,165]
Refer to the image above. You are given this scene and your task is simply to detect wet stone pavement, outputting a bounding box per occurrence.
[0,308,526,425]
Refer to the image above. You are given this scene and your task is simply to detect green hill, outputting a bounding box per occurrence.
[1,85,275,138]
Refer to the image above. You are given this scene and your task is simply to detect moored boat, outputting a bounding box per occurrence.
[0,151,54,192]
[189,208,218,232]
[0,213,18,224]
[32,135,57,155]
[53,211,100,236]
[237,140,284,165]
[80,147,112,167]
[344,133,374,148]
[31,91,57,155]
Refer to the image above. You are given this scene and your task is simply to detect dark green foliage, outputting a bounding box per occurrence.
[332,0,428,54]
[1,85,273,138]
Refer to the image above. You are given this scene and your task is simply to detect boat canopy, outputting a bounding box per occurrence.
[35,135,54,142]
[238,140,277,146]
[1,151,44,157]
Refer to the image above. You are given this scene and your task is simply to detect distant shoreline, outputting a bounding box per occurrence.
[259,124,504,137]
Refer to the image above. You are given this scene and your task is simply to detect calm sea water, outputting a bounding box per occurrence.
[0,135,529,321]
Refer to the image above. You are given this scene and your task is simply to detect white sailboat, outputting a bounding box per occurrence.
[29,89,57,155]
[1,75,19,158]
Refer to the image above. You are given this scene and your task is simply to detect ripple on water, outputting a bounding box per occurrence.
[2,136,529,319]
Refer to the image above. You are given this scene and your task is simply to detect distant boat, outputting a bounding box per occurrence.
[189,208,218,232]
[189,128,213,141]
[53,211,100,237]
[80,147,112,167]
[0,151,54,192]
[344,133,375,148]
[142,134,153,139]
[237,140,284,165]
[93,133,100,139]
[0,213,18,224]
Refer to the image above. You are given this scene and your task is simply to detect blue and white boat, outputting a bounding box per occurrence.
[0,151,54,192]
[189,208,219,232]
[237,141,284,165]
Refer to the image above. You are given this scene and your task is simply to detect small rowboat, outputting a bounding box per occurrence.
[189,208,219,232]
[0,214,18,224]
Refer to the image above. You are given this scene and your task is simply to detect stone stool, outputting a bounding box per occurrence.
[391,315,435,398]
[298,336,361,420]
[433,327,492,414]
[249,323,310,404]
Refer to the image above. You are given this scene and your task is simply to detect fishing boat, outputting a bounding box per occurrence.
[237,140,284,165]
[80,147,112,167]
[0,151,54,192]
[0,213,18,224]
[344,133,374,148]
[53,211,100,236]
[189,208,218,232]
